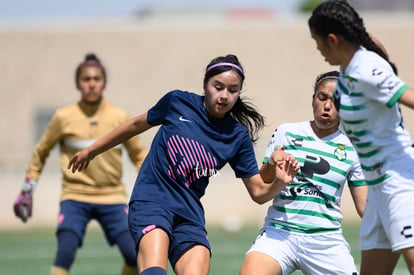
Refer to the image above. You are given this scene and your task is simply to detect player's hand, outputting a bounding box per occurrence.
[271,151,299,185]
[67,149,91,172]
[13,178,35,223]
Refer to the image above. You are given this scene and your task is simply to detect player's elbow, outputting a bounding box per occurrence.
[249,192,271,205]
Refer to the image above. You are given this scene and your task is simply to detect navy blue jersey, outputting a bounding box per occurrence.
[130,90,259,226]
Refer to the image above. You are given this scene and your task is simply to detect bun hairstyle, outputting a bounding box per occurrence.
[75,53,107,87]
[203,54,264,143]
[308,0,397,74]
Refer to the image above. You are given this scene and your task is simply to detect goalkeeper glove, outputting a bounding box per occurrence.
[13,178,36,223]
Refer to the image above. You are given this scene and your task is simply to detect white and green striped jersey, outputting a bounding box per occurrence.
[263,121,366,234]
[336,47,410,185]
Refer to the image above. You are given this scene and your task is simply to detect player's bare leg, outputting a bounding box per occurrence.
[240,251,282,275]
[137,228,169,273]
[174,244,210,275]
[360,249,400,275]
[401,247,414,274]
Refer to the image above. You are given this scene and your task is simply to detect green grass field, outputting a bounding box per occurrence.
[0,223,408,275]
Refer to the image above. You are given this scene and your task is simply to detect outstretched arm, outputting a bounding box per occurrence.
[243,151,298,204]
[68,112,152,172]
[398,88,414,109]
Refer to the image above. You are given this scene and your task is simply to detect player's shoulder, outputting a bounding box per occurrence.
[352,48,392,79]
[54,103,78,117]
[99,101,131,124]
[169,89,200,101]
[102,100,128,114]
[157,90,202,110]
[355,47,385,65]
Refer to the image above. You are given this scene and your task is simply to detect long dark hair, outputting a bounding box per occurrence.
[204,54,265,143]
[308,0,397,74]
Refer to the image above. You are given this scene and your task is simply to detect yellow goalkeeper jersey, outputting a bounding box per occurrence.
[26,99,147,204]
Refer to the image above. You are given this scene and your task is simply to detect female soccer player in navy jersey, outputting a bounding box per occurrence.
[68,54,299,275]
[309,1,414,274]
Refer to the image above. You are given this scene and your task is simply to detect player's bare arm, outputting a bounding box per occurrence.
[398,88,414,109]
[350,185,368,218]
[243,153,298,204]
[68,112,151,172]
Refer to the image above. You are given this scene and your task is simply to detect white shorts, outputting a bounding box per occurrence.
[360,167,414,252]
[246,226,358,275]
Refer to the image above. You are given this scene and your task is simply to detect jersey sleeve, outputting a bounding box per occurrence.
[263,126,285,164]
[147,90,176,126]
[229,132,259,178]
[359,61,408,108]
[346,155,367,187]
[25,112,63,181]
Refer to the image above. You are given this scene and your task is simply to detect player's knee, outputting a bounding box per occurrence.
[54,230,80,269]
[140,266,167,275]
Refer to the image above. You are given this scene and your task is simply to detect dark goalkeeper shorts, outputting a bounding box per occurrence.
[57,200,130,246]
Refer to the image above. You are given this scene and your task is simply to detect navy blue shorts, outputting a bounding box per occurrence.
[128,200,211,267]
[57,200,130,246]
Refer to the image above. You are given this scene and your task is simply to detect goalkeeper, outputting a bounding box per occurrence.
[13,53,147,275]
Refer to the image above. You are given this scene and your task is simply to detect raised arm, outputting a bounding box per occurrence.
[243,151,298,204]
[68,112,152,172]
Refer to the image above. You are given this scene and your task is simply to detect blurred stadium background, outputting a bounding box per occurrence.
[0,0,413,233]
[0,1,413,274]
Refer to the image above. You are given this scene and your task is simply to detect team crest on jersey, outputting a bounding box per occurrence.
[334,145,347,161]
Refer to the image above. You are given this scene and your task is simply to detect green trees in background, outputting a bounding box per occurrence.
[299,0,324,13]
